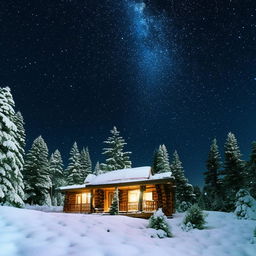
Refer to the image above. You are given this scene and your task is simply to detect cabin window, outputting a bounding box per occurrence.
[143,192,153,201]
[76,193,91,204]
[128,190,140,202]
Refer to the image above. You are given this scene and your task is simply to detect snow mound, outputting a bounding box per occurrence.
[24,204,63,212]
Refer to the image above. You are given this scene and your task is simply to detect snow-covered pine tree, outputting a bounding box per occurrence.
[0,87,25,207]
[14,111,26,158]
[204,138,223,210]
[223,132,245,211]
[49,150,65,206]
[245,142,256,198]
[234,189,256,220]
[66,142,83,185]
[148,208,172,238]
[94,161,102,175]
[170,150,194,211]
[101,126,131,172]
[156,145,171,173]
[182,204,207,230]
[80,147,92,180]
[151,149,159,175]
[23,136,51,206]
[109,189,119,215]
[193,185,202,203]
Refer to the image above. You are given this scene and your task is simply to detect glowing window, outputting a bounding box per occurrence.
[128,190,140,202]
[143,192,153,201]
[76,193,91,204]
[76,194,81,204]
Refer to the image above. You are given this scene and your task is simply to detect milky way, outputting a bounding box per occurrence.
[125,0,172,88]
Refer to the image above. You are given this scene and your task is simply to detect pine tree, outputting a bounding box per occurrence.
[157,145,171,173]
[151,149,159,175]
[183,204,207,230]
[109,189,119,215]
[101,126,132,172]
[193,185,202,203]
[14,111,26,157]
[94,161,101,175]
[148,208,172,238]
[0,87,25,207]
[223,132,244,211]
[151,145,171,174]
[49,150,65,206]
[23,136,51,205]
[170,151,194,210]
[66,142,83,185]
[80,147,92,179]
[245,142,256,198]
[204,139,223,210]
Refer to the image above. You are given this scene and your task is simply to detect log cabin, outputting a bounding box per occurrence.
[59,166,175,218]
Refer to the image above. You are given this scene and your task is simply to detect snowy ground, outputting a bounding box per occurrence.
[0,206,255,256]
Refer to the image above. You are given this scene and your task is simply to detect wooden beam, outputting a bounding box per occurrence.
[138,185,146,211]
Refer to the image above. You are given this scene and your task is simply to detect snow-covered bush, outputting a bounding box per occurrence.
[178,201,192,212]
[181,221,195,232]
[109,190,119,215]
[148,208,172,238]
[234,189,256,220]
[183,204,207,230]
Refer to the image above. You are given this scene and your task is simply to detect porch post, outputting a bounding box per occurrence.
[90,189,94,213]
[115,187,119,213]
[138,185,146,212]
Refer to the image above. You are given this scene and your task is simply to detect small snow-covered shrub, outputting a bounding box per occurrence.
[178,201,192,212]
[234,189,256,220]
[183,204,207,230]
[181,221,194,232]
[148,208,172,238]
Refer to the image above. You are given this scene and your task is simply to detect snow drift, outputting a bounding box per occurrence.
[0,206,255,256]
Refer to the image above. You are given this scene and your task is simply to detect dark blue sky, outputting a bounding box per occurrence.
[1,0,256,186]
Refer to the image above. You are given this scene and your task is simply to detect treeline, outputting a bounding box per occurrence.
[199,134,256,211]
[1,87,255,212]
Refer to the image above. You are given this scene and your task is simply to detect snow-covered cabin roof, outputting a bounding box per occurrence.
[59,166,173,191]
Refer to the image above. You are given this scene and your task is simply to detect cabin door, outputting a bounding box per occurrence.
[108,192,114,210]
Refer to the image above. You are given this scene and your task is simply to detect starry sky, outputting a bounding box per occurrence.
[1,0,256,186]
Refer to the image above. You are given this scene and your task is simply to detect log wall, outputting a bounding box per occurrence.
[155,184,174,216]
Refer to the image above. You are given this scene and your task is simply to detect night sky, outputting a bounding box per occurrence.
[1,0,256,186]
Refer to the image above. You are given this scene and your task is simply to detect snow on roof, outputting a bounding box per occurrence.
[84,174,96,183]
[59,166,173,191]
[90,166,151,185]
[150,172,172,180]
[59,184,86,190]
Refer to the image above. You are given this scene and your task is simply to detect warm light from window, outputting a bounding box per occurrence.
[128,190,140,202]
[143,192,153,201]
[76,193,91,204]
